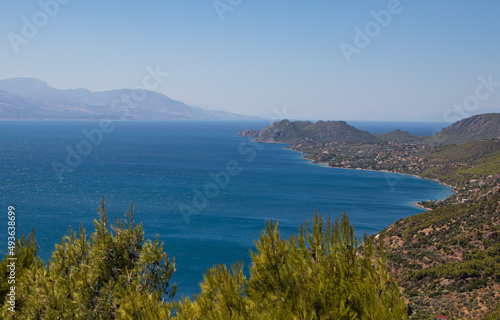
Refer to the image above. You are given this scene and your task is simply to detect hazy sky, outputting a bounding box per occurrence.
[1,0,499,121]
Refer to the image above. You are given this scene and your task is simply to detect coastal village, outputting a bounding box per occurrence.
[293,140,500,208]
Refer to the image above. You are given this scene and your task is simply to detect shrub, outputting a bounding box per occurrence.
[174,212,408,319]
[0,197,176,319]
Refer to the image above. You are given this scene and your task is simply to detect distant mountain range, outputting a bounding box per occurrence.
[240,113,500,145]
[0,78,256,120]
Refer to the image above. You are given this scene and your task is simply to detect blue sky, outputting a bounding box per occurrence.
[1,0,499,121]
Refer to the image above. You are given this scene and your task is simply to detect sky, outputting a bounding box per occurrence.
[1,0,499,121]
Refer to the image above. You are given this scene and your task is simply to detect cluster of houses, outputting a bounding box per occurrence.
[456,175,500,203]
[320,143,435,173]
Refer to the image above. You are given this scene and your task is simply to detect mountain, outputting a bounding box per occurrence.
[0,78,255,120]
[428,113,500,145]
[241,119,380,144]
[241,114,500,146]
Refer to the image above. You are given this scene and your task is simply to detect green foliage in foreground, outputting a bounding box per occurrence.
[486,304,500,320]
[1,200,408,319]
[0,197,176,319]
[174,212,408,319]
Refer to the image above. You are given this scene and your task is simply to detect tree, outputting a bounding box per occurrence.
[0,196,176,319]
[174,212,408,319]
[486,303,500,320]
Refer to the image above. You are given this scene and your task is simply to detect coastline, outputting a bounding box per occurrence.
[412,202,431,211]
[286,146,456,189]
[283,145,456,213]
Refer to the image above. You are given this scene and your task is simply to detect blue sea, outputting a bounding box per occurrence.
[0,120,453,297]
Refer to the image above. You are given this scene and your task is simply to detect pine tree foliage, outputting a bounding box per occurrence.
[486,303,500,320]
[0,230,43,311]
[0,196,176,319]
[174,212,408,319]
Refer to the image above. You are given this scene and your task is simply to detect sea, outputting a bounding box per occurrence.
[0,120,453,297]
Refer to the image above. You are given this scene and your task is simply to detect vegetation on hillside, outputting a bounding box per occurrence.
[378,193,500,319]
[244,119,380,144]
[428,113,500,145]
[419,140,500,186]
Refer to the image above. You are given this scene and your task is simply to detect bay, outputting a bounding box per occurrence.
[0,120,453,297]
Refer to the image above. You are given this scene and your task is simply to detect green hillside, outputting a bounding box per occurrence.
[419,140,500,185]
[379,193,500,319]
[428,113,500,145]
[251,119,380,144]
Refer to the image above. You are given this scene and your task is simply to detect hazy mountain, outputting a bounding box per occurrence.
[0,78,255,120]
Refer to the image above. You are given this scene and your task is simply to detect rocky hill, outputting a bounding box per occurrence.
[240,119,380,144]
[429,113,500,145]
[241,114,500,147]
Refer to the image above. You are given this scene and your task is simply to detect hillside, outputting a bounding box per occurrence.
[365,140,500,318]
[0,90,52,119]
[241,114,500,147]
[428,113,500,145]
[239,117,500,318]
[241,119,380,144]
[419,140,500,186]
[0,78,254,120]
[378,192,500,319]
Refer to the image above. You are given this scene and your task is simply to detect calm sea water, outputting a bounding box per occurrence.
[0,120,453,297]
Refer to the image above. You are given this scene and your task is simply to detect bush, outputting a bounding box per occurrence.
[0,197,176,319]
[174,212,408,319]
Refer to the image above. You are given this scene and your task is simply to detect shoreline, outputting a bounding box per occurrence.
[412,202,431,211]
[287,146,456,189]
[284,145,456,213]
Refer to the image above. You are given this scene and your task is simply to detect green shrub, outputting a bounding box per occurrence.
[174,212,408,319]
[0,197,176,319]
